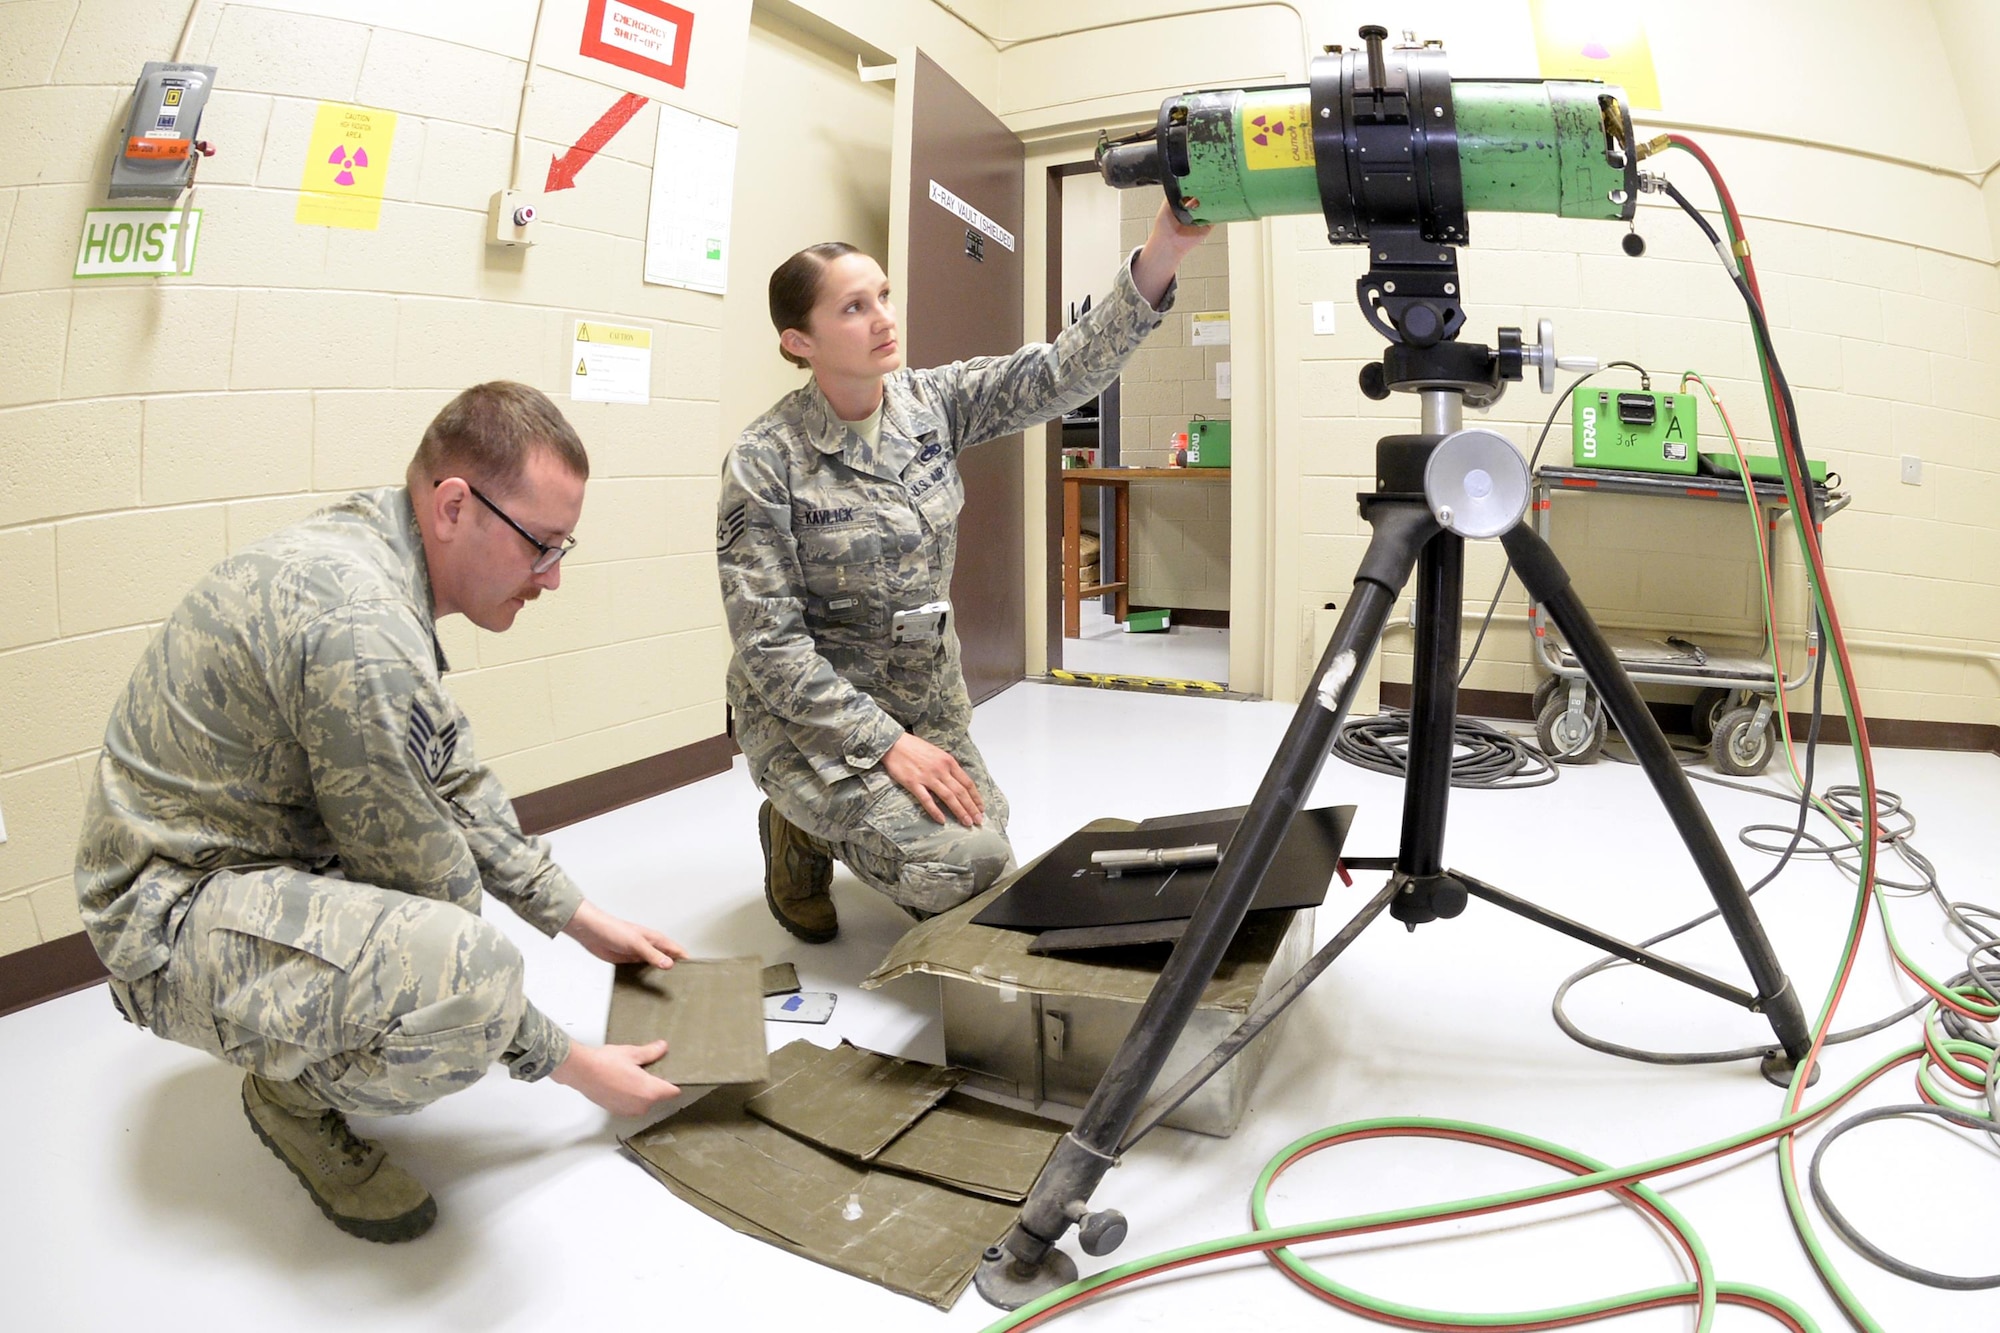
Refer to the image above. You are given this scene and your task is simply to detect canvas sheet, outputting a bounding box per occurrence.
[745,1039,962,1160]
[622,1074,1018,1307]
[871,1090,1065,1201]
[605,956,769,1086]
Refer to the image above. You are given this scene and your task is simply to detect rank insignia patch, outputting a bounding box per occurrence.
[407,698,457,784]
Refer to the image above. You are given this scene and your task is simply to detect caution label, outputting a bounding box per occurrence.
[1242,102,1313,171]
[571,319,651,404]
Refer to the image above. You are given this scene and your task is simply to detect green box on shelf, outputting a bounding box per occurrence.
[1187,418,1231,468]
[1571,389,1697,475]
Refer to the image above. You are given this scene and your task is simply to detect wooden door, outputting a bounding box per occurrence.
[894,51,1026,704]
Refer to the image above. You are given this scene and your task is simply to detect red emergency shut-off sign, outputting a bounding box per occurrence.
[580,0,695,88]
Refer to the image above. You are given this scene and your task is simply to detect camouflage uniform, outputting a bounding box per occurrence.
[717,256,1172,913]
[75,488,583,1117]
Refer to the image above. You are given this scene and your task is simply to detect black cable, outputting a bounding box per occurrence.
[1807,1100,2000,1290]
[1331,709,1557,789]
[1741,616,1829,894]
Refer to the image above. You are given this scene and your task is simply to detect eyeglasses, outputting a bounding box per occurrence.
[441,480,577,573]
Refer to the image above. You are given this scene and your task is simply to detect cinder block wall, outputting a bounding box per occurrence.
[0,0,743,960]
[1116,187,1232,614]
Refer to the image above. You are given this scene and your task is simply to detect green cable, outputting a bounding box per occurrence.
[978,1050,1925,1333]
[1687,403,1995,1026]
[1246,1121,1730,1330]
[1682,148,1894,1333]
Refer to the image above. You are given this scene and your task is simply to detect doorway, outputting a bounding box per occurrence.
[1045,164,1234,690]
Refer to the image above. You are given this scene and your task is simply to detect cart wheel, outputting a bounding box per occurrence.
[1532,676,1564,718]
[1710,705,1775,776]
[1690,687,1733,746]
[1536,692,1605,764]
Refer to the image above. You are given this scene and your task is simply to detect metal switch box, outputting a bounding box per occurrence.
[110,62,217,199]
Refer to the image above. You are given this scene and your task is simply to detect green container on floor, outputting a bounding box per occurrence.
[1124,608,1171,634]
[1187,418,1231,468]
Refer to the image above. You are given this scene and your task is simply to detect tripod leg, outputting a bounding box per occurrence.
[976,501,1439,1309]
[1394,531,1468,923]
[1499,524,1814,1067]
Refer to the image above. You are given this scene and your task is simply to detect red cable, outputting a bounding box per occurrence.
[1001,1064,1920,1333]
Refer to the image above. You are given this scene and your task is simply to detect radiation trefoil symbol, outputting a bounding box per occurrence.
[1249,113,1287,147]
[328,143,369,186]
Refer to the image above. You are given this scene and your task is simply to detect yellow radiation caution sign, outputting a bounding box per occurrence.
[1242,102,1313,171]
[297,102,397,230]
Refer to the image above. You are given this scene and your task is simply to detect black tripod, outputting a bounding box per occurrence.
[977,330,1816,1308]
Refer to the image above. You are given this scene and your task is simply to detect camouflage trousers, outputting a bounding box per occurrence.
[749,714,1016,915]
[129,864,560,1117]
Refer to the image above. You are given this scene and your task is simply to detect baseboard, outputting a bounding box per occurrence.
[0,933,107,1021]
[512,732,736,835]
[0,732,737,1020]
[1162,606,1230,629]
[1377,685,2000,755]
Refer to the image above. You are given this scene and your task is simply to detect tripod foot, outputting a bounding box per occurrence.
[1759,1050,1819,1090]
[975,1243,1078,1310]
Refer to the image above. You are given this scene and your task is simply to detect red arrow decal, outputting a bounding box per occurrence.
[546,91,650,192]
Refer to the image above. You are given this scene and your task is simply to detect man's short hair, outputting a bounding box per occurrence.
[406,382,590,494]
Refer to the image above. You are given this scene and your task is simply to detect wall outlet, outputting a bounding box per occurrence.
[1312,300,1337,335]
[487,189,543,248]
[1900,454,1922,485]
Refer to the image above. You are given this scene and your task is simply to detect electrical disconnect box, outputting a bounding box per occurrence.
[110,61,217,199]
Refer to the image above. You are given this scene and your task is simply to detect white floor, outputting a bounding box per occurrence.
[1057,601,1230,683]
[5,683,1996,1331]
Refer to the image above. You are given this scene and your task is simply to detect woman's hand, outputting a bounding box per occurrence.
[1132,199,1215,307]
[882,733,985,826]
[562,899,687,969]
[550,1039,680,1116]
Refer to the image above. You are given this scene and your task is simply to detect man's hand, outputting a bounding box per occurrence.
[550,1040,680,1117]
[881,733,985,827]
[562,899,687,969]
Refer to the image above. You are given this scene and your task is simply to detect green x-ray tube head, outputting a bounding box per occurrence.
[1104,77,1637,233]
[1168,87,1325,223]
[1454,80,1634,219]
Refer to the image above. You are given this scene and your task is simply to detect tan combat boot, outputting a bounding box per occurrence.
[759,800,837,943]
[241,1074,437,1242]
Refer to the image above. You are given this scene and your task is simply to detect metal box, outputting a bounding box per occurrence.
[937,908,1312,1137]
[1571,388,1698,474]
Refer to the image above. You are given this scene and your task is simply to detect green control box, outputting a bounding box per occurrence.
[1187,418,1231,468]
[1571,389,1698,475]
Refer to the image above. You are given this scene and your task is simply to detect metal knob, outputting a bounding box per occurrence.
[1068,1205,1128,1256]
[1521,317,1599,394]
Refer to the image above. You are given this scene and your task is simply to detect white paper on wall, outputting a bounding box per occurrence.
[1216,361,1232,400]
[1191,312,1230,346]
[644,102,736,294]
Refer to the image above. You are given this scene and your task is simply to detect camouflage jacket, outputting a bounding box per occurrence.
[717,254,1171,786]
[75,489,585,993]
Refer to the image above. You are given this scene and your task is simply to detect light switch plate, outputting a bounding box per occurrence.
[1900,455,1922,485]
[0,797,7,842]
[1312,300,1337,335]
